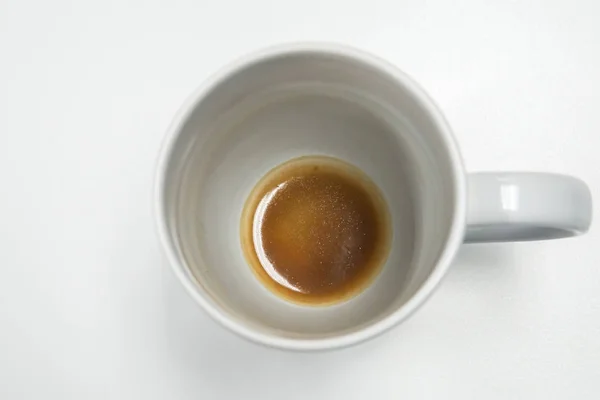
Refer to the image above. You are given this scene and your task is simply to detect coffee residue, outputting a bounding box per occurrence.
[241,156,391,306]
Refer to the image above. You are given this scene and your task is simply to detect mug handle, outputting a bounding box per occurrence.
[465,172,592,242]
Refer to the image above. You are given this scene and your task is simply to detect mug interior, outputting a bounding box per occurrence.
[157,46,464,348]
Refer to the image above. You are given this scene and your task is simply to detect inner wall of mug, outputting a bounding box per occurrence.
[162,50,457,339]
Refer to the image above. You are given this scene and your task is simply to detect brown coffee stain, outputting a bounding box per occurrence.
[241,156,391,306]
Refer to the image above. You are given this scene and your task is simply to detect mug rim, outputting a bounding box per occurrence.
[154,42,467,351]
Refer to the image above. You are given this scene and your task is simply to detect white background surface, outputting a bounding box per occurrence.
[1,0,599,398]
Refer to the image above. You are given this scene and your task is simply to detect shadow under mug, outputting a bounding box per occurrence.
[155,43,592,351]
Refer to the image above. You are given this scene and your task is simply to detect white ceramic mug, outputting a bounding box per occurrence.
[155,44,592,351]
